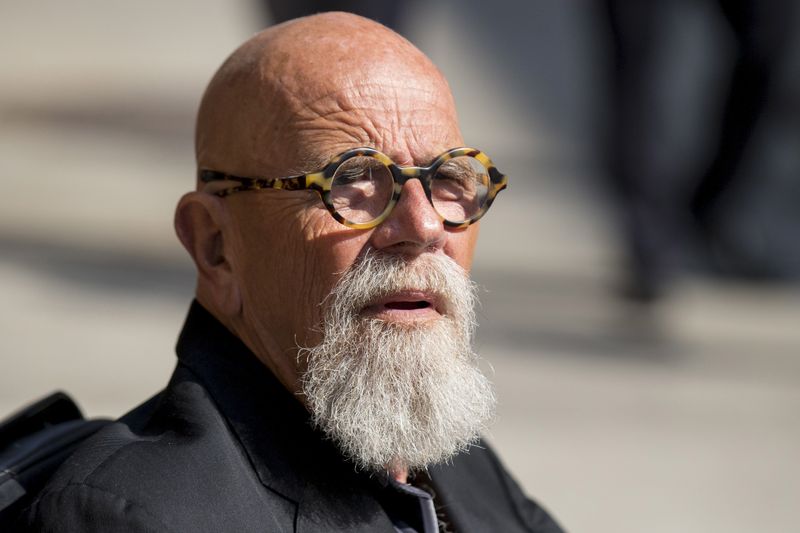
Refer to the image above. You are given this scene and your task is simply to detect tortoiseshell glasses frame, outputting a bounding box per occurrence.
[199,147,508,230]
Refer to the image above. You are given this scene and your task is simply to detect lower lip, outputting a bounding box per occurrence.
[361,304,441,322]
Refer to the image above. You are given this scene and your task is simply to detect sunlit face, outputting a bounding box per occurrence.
[221,75,480,392]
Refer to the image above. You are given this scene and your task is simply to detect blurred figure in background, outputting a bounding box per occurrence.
[602,0,799,302]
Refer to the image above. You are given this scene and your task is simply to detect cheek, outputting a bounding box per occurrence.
[229,201,338,347]
[300,214,372,298]
[286,210,372,341]
[446,224,479,272]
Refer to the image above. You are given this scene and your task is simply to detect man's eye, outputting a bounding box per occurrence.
[435,157,487,193]
[437,169,469,184]
[337,167,371,184]
[333,158,389,186]
[436,168,478,189]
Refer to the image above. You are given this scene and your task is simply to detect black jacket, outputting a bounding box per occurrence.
[21,302,563,532]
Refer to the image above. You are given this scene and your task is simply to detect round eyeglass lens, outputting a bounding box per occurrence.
[330,156,394,224]
[431,156,490,222]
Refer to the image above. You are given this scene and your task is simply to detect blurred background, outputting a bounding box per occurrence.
[1,1,799,531]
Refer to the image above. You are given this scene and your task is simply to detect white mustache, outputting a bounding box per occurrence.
[324,250,477,322]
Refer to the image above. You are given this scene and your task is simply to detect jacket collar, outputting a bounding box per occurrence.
[174,301,394,532]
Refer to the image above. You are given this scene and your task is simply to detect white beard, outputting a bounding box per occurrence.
[299,251,496,475]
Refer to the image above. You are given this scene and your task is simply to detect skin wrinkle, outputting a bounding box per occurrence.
[278,60,455,167]
[298,82,446,120]
[243,196,324,312]
[292,121,368,157]
[259,75,318,133]
[292,100,415,162]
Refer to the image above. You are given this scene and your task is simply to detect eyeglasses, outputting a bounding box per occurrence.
[199,147,508,229]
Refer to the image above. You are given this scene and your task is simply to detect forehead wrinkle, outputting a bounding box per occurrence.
[300,78,445,109]
[292,113,457,167]
[288,84,458,161]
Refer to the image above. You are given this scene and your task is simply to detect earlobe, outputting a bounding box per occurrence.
[174,192,242,317]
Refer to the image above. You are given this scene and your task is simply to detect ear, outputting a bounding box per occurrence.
[174,191,242,318]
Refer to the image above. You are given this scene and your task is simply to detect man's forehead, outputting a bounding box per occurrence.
[291,82,460,158]
[196,12,461,176]
[259,65,459,172]
[263,31,455,120]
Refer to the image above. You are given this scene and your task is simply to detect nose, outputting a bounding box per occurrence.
[368,178,445,255]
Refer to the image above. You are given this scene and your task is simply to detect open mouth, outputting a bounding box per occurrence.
[361,291,441,320]
[384,300,432,310]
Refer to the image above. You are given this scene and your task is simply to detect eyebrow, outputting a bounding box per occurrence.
[295,153,331,174]
[292,145,381,174]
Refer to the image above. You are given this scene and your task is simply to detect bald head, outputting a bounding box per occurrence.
[195,12,461,182]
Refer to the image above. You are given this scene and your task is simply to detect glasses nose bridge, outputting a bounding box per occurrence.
[387,165,444,227]
[387,164,439,216]
[393,165,435,191]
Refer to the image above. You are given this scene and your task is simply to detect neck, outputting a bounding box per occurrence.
[388,464,409,484]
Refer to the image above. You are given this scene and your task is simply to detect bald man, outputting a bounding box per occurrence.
[20,13,562,533]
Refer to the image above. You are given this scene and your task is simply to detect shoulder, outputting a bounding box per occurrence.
[21,373,278,532]
[20,411,184,532]
[23,481,173,533]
